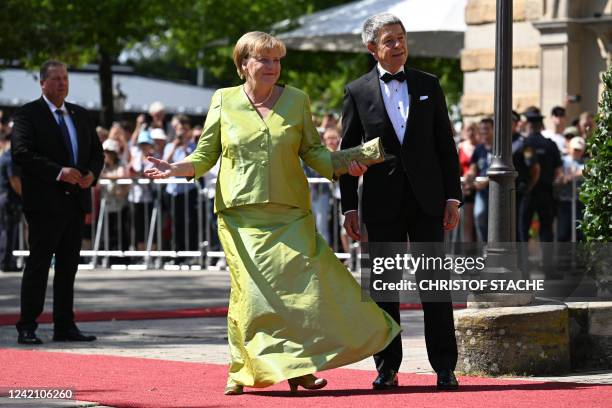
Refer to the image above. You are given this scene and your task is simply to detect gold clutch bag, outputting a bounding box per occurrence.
[331,137,385,177]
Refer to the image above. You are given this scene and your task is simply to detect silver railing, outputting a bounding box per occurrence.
[11,176,583,270]
[13,177,350,270]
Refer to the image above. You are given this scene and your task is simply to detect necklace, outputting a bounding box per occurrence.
[244,85,274,106]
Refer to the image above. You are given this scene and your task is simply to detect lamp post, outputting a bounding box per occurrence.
[471,0,533,306]
[455,0,570,376]
[488,0,515,246]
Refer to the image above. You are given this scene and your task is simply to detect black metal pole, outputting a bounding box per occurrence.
[474,0,534,307]
[487,0,516,244]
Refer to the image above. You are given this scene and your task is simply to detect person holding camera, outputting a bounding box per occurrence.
[163,115,198,252]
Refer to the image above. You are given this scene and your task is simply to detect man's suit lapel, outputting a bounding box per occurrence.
[365,67,401,152]
[402,67,417,147]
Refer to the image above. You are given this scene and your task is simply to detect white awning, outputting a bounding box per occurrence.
[0,68,217,115]
[278,0,467,58]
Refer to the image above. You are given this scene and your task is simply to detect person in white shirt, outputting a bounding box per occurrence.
[163,115,198,252]
[556,136,586,242]
[542,106,567,154]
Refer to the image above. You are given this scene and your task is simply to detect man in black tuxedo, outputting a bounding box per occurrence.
[340,13,462,390]
[12,60,104,344]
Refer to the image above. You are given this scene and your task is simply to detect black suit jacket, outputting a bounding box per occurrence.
[11,97,104,214]
[340,67,461,222]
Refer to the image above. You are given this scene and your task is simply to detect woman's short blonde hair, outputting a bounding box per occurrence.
[233,31,286,80]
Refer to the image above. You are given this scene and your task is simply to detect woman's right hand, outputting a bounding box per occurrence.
[348,161,368,177]
[144,156,173,179]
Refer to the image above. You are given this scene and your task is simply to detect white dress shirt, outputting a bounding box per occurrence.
[43,94,79,165]
[343,65,460,215]
[43,95,80,182]
[378,63,409,145]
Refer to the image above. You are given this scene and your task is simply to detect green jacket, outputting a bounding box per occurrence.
[187,85,334,213]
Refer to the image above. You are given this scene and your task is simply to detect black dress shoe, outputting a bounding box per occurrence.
[53,328,96,342]
[436,370,459,390]
[17,330,43,345]
[373,369,398,390]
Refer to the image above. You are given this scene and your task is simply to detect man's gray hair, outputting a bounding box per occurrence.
[39,60,66,81]
[362,13,406,46]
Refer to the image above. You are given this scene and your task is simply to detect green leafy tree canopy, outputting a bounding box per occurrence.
[580,64,612,242]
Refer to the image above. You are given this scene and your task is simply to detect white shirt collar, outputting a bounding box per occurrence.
[42,94,66,114]
[377,63,405,79]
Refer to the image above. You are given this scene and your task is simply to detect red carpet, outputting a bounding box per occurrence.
[0,303,466,326]
[1,349,609,408]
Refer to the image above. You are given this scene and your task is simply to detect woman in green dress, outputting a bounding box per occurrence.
[145,31,400,395]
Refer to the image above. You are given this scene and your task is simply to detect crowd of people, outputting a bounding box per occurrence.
[2,14,601,394]
[0,101,596,270]
[458,106,593,244]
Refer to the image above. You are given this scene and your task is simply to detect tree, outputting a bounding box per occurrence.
[160,0,346,84]
[0,0,190,126]
[580,65,612,242]
[1,0,462,121]
[147,0,462,111]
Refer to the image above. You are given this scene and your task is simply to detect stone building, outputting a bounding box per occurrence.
[461,0,612,126]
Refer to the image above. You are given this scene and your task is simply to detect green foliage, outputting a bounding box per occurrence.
[0,0,191,124]
[282,53,462,112]
[409,57,462,108]
[282,51,371,113]
[580,65,612,242]
[0,0,462,117]
[0,0,186,67]
[140,0,461,111]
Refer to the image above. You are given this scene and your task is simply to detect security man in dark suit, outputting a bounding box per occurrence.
[340,13,461,391]
[520,107,562,276]
[12,60,104,344]
[511,110,540,242]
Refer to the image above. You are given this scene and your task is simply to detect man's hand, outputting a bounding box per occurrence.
[343,210,361,240]
[348,161,368,177]
[444,201,460,231]
[78,171,95,189]
[59,167,82,185]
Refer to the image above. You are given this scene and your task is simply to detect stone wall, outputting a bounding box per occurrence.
[461,0,612,124]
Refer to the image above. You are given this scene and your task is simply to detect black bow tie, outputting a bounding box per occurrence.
[380,71,407,83]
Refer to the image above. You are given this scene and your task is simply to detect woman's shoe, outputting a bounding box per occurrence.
[288,374,328,393]
[224,382,244,395]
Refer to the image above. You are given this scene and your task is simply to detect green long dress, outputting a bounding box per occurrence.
[186,85,401,388]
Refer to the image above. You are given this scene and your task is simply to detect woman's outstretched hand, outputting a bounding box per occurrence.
[144,156,173,179]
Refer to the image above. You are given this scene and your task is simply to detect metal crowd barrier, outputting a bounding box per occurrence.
[11,176,582,271]
[13,177,352,270]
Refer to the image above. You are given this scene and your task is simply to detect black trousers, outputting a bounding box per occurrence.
[520,190,555,243]
[520,190,555,277]
[16,199,84,332]
[364,183,457,374]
